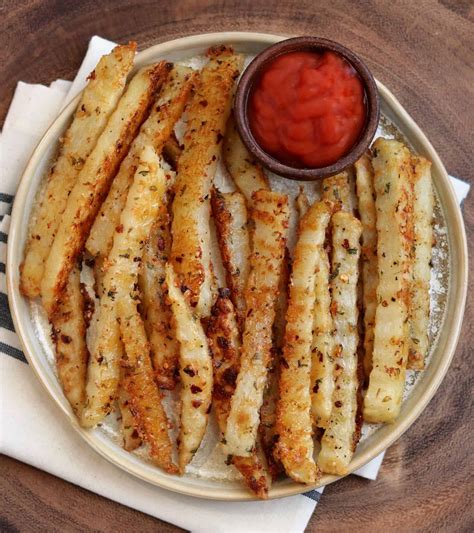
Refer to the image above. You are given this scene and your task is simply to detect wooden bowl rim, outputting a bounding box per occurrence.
[234,36,380,180]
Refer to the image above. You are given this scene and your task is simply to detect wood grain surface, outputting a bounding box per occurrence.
[1,1,473,531]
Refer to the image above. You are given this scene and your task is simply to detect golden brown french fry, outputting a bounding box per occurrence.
[210,188,250,326]
[364,138,413,424]
[354,154,378,378]
[171,47,243,317]
[81,145,168,428]
[86,65,196,259]
[223,191,289,457]
[276,201,332,483]
[50,264,89,416]
[20,43,136,298]
[118,381,142,452]
[259,248,290,479]
[139,189,179,390]
[41,62,169,317]
[165,264,213,473]
[309,203,336,429]
[118,298,177,473]
[207,290,271,499]
[223,114,269,204]
[318,211,362,475]
[321,171,352,212]
[408,156,434,369]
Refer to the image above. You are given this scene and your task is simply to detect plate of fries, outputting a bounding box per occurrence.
[7,32,468,500]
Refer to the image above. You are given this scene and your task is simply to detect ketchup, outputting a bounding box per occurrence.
[248,50,366,168]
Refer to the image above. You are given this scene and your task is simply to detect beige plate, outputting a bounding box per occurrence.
[6,32,468,501]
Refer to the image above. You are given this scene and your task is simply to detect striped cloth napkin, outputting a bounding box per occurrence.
[0,36,469,533]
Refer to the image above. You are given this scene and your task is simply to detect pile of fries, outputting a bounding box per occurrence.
[20,42,434,498]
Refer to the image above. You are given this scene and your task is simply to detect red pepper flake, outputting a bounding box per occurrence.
[183,366,195,377]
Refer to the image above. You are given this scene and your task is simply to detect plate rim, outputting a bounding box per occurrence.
[6,31,468,501]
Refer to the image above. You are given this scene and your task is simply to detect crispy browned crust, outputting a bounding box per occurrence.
[20,43,136,298]
[118,379,142,452]
[81,146,168,429]
[140,194,179,390]
[171,49,243,315]
[223,190,289,457]
[206,44,236,59]
[41,61,170,317]
[207,291,270,499]
[50,264,89,416]
[208,291,240,421]
[276,202,335,483]
[259,247,290,480]
[210,188,250,327]
[86,65,196,260]
[119,302,178,474]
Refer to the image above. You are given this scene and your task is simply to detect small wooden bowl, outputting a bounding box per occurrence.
[234,36,380,181]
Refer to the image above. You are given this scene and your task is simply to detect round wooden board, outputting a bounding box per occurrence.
[1,1,472,531]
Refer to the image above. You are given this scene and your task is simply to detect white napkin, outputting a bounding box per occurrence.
[0,36,470,533]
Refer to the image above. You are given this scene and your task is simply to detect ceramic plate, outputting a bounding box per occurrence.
[6,32,468,500]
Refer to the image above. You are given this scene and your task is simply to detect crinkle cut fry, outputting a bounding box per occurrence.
[223,190,289,458]
[363,138,413,424]
[119,297,177,473]
[50,264,89,417]
[309,216,335,429]
[276,201,332,484]
[210,188,250,327]
[20,43,136,298]
[408,156,433,370]
[41,61,169,317]
[318,211,362,475]
[207,291,271,499]
[171,48,244,317]
[81,145,169,428]
[139,188,179,390]
[165,264,213,473]
[259,246,290,480]
[86,64,196,259]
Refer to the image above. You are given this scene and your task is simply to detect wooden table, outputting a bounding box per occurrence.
[1,1,472,531]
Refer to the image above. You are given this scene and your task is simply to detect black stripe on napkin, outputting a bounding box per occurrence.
[303,490,322,502]
[0,262,5,274]
[0,231,7,244]
[0,193,14,203]
[0,341,27,363]
[0,293,15,331]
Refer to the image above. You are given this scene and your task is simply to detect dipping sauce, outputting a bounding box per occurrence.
[248,50,366,168]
